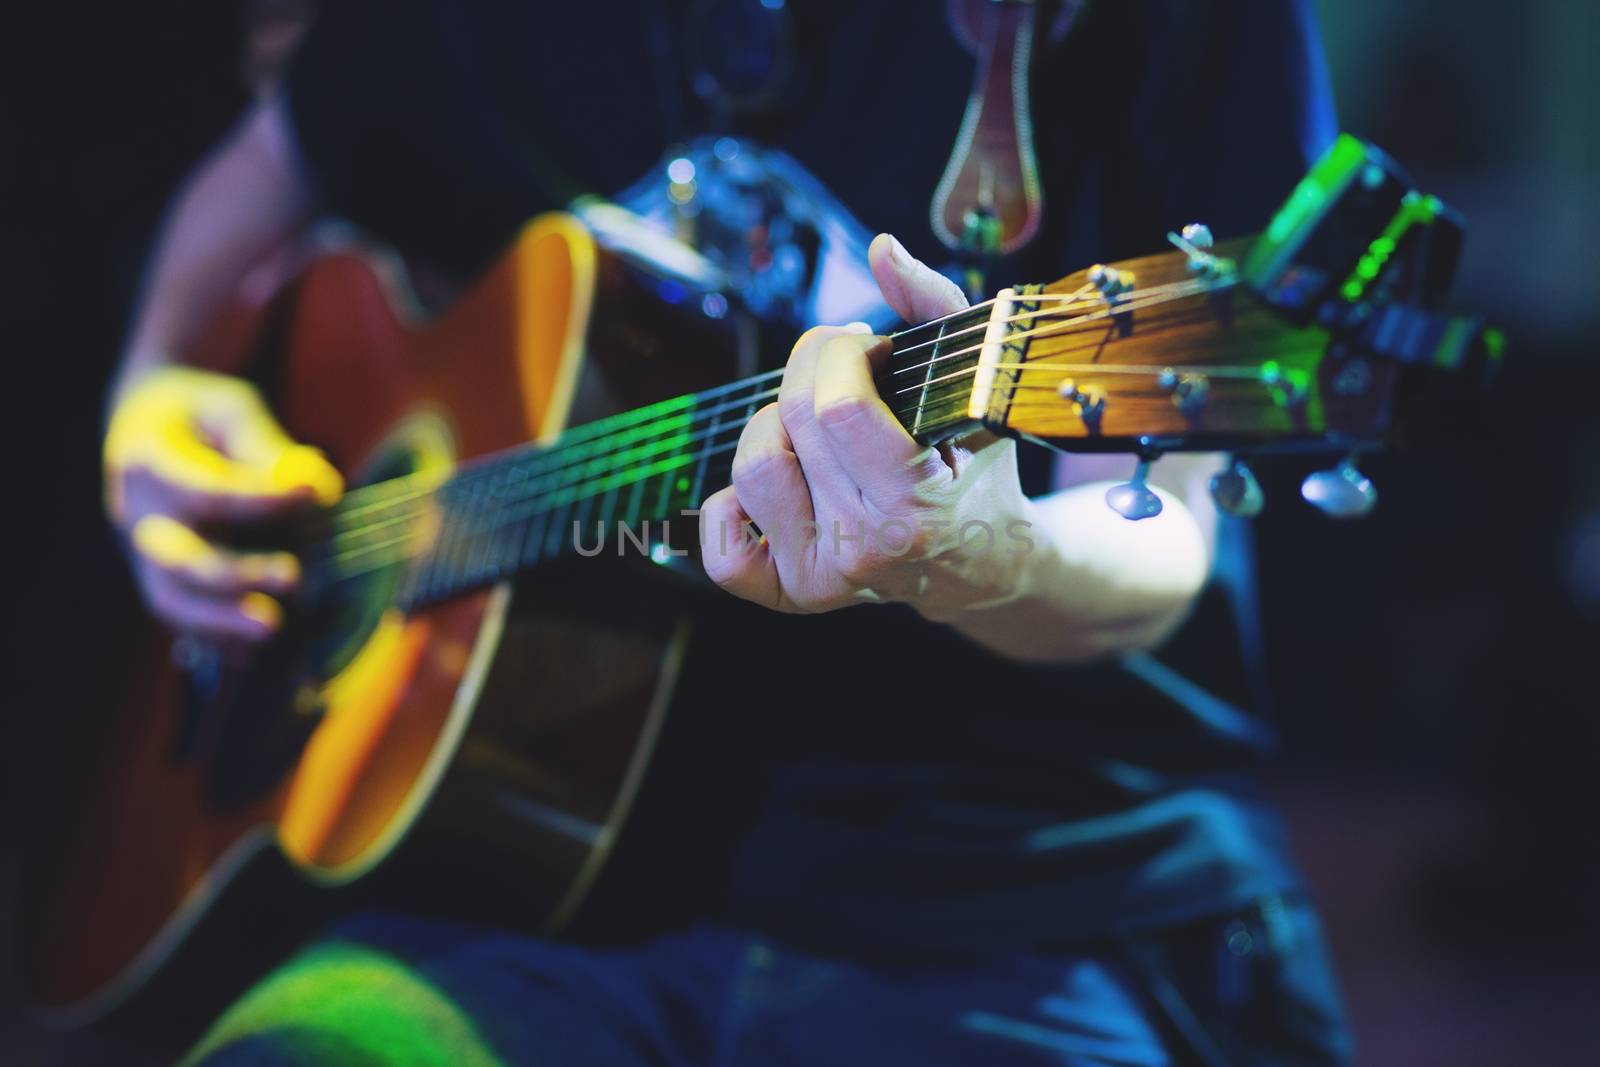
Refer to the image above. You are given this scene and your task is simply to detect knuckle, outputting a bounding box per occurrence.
[836,548,884,586]
[701,552,745,587]
[776,389,811,428]
[730,441,791,488]
[813,393,872,431]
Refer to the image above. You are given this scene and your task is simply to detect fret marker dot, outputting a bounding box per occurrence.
[676,476,691,492]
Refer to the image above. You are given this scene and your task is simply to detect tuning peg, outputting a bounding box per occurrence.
[1180,222,1214,249]
[1167,222,1234,281]
[1106,457,1164,521]
[1301,455,1378,519]
[1087,264,1136,300]
[1209,458,1264,518]
[1158,368,1210,418]
[1056,378,1106,428]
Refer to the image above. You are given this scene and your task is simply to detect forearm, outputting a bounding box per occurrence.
[116,95,315,396]
[931,484,1212,665]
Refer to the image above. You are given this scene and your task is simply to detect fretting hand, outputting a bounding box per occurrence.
[698,235,1035,619]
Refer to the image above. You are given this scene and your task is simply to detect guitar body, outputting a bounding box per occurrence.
[25,214,731,1024]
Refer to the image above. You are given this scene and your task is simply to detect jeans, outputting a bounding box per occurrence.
[185,895,1350,1067]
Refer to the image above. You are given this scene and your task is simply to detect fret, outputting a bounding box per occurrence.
[424,495,462,603]
[461,488,494,590]
[891,305,994,443]
[496,451,540,509]
[482,462,518,581]
[461,506,492,588]
[521,501,551,569]
[543,499,571,560]
[444,493,479,598]
[624,466,647,527]
[389,376,780,605]
[908,318,949,438]
[489,511,522,581]
[652,462,675,520]
[689,395,719,509]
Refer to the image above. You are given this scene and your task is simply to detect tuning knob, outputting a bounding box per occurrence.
[1105,457,1164,521]
[1087,264,1135,300]
[1209,459,1264,518]
[1301,455,1377,519]
[1181,222,1214,249]
[1158,368,1210,418]
[1056,379,1106,428]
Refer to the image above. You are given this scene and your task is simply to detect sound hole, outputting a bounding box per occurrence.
[200,441,429,811]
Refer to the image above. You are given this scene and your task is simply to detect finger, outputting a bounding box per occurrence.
[133,514,301,596]
[121,464,322,526]
[698,485,789,611]
[141,566,284,643]
[776,324,872,511]
[193,375,345,504]
[136,438,342,509]
[813,333,946,511]
[729,404,815,575]
[868,233,969,323]
[105,369,344,518]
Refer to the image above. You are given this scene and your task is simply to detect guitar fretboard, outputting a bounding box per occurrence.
[315,304,998,608]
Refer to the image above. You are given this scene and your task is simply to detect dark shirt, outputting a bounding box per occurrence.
[286,0,1336,952]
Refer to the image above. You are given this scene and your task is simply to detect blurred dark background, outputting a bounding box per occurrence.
[5,1,1598,1063]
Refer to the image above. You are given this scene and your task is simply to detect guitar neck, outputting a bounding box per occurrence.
[317,305,999,608]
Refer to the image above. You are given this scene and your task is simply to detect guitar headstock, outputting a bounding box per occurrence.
[883,134,1501,519]
[966,234,1387,453]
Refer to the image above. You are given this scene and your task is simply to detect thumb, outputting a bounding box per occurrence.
[202,382,344,506]
[868,233,969,323]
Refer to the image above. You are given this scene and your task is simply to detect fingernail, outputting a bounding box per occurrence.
[887,235,909,265]
[239,592,283,632]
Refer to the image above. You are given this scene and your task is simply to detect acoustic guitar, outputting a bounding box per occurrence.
[23,134,1496,1024]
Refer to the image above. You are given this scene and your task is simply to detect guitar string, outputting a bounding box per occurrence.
[322,280,1253,580]
[321,279,1235,572]
[885,278,1204,368]
[330,341,1271,585]
[889,278,1227,391]
[321,280,1210,537]
[324,294,1033,516]
[321,280,1147,523]
[326,383,786,547]
[318,310,996,533]
[323,307,967,521]
[885,283,1097,361]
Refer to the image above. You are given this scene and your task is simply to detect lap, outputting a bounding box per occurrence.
[184,901,1347,1067]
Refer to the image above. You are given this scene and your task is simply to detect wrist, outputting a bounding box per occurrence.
[906,495,1046,628]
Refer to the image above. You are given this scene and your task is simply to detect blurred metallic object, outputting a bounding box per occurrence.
[1106,457,1164,521]
[1301,455,1378,519]
[1210,459,1265,519]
